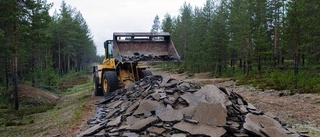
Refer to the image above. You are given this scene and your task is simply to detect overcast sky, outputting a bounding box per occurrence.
[47,0,207,55]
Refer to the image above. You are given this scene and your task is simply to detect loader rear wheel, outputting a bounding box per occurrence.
[102,71,119,97]
[139,70,152,80]
[93,74,103,96]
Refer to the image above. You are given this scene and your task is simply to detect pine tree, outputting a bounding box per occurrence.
[229,0,252,75]
[50,1,97,74]
[187,7,205,72]
[250,0,270,72]
[176,2,193,60]
[205,0,230,76]
[161,13,173,33]
[151,15,160,32]
[23,0,52,87]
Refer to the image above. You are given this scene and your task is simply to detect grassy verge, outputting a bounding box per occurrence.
[151,62,320,93]
[149,61,188,75]
[0,75,94,137]
[236,70,320,93]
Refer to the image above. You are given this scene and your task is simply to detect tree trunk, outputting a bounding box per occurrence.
[246,60,251,76]
[58,42,61,75]
[197,64,200,73]
[67,53,70,72]
[294,47,299,75]
[45,49,48,69]
[218,58,222,76]
[273,0,278,68]
[77,57,81,72]
[302,53,305,66]
[230,53,235,71]
[258,55,261,72]
[246,57,250,76]
[5,58,9,90]
[243,60,246,74]
[281,49,284,65]
[230,58,233,69]
[31,42,35,87]
[13,21,19,110]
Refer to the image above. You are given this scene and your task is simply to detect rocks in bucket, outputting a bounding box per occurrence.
[122,53,176,62]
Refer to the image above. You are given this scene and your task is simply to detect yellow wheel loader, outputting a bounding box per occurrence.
[93,32,180,97]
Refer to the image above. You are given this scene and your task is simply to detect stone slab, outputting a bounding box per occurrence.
[243,113,283,136]
[195,85,229,107]
[126,116,141,126]
[106,108,119,119]
[260,127,292,137]
[111,100,123,109]
[180,106,196,117]
[171,133,187,137]
[133,100,164,115]
[173,121,226,137]
[125,99,141,115]
[164,79,179,87]
[147,126,166,135]
[246,103,256,110]
[126,116,158,131]
[108,115,122,127]
[239,105,248,114]
[106,100,122,108]
[160,77,171,87]
[193,102,227,126]
[122,132,139,137]
[77,121,107,137]
[180,92,205,107]
[157,109,183,122]
[151,93,161,101]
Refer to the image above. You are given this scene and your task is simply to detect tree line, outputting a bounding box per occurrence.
[155,0,320,92]
[0,0,98,109]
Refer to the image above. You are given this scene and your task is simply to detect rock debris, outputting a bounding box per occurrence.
[122,53,176,62]
[77,75,313,137]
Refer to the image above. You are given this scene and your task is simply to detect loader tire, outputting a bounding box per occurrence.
[93,73,103,96]
[102,71,119,97]
[139,70,152,80]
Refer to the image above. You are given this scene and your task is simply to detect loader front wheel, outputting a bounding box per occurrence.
[102,71,119,97]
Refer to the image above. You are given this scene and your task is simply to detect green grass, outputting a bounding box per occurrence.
[150,61,185,74]
[293,124,320,136]
[151,62,320,93]
[0,104,55,128]
[0,74,94,137]
[58,81,92,96]
[233,69,320,93]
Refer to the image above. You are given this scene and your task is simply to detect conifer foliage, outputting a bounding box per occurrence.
[156,0,320,92]
[0,0,97,109]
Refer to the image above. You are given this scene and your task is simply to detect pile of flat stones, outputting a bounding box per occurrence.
[77,75,313,137]
[122,53,176,62]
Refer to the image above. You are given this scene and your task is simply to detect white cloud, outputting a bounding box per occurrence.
[47,0,207,55]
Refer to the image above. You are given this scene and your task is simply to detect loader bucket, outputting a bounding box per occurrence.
[112,32,180,61]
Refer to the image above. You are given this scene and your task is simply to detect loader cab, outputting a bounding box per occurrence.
[104,40,113,58]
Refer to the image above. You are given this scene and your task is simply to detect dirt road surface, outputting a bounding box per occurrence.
[151,67,320,136]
